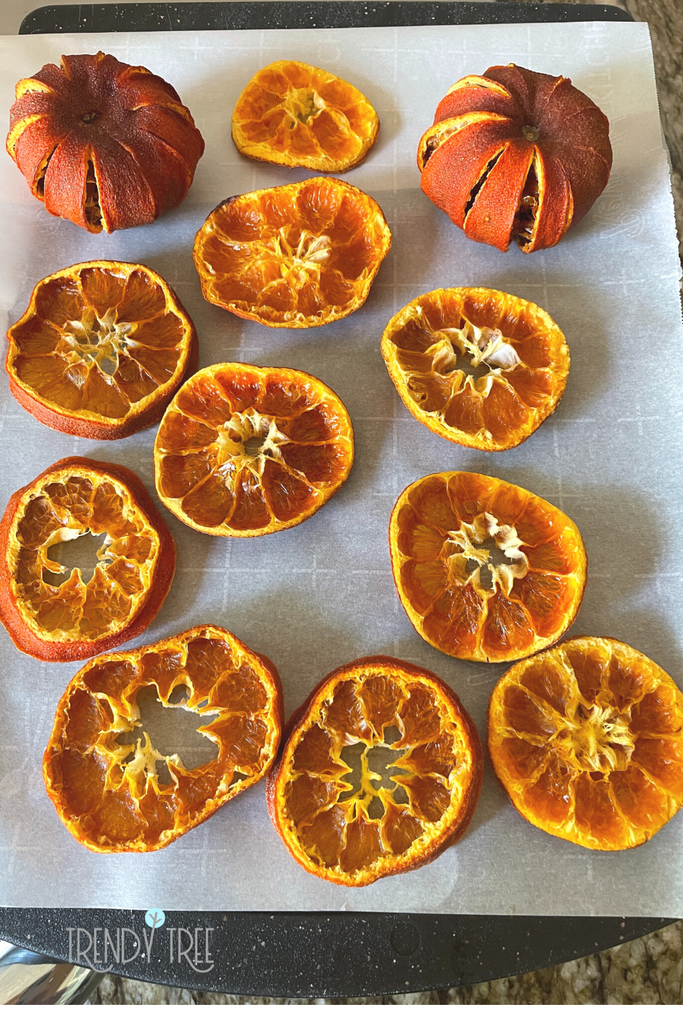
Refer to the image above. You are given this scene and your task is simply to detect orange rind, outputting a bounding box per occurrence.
[267,656,482,886]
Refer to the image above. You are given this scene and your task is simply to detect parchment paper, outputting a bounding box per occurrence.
[0,21,681,914]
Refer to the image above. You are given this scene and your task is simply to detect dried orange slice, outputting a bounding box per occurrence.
[6,261,198,439]
[0,457,175,661]
[389,472,586,663]
[232,60,379,172]
[488,637,683,850]
[193,177,391,328]
[381,288,569,451]
[267,656,482,886]
[154,362,354,536]
[43,625,283,852]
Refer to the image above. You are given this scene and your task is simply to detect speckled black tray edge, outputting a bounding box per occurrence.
[20,1,632,34]
[5,0,668,1002]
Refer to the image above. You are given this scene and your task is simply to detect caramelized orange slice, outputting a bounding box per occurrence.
[0,457,175,661]
[389,472,586,663]
[381,288,569,451]
[6,261,198,439]
[154,363,354,536]
[193,177,391,328]
[232,60,379,172]
[44,625,283,852]
[488,637,683,850]
[267,656,482,886]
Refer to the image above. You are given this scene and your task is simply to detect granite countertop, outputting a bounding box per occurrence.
[0,0,680,1006]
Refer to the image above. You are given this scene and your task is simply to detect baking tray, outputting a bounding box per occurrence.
[1,0,675,1000]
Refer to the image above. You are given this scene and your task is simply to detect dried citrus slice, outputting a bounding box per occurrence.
[43,624,283,852]
[0,457,175,661]
[267,656,482,886]
[232,60,379,172]
[488,637,683,850]
[389,472,586,663]
[193,177,391,328]
[154,362,354,536]
[6,261,198,439]
[381,288,569,451]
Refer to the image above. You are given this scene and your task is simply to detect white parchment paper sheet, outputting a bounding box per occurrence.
[0,21,681,914]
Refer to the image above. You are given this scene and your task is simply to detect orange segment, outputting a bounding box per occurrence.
[488,637,683,850]
[381,288,569,451]
[389,472,586,662]
[193,178,391,328]
[0,457,175,661]
[43,625,283,852]
[232,60,379,172]
[267,656,482,886]
[6,261,198,439]
[154,363,354,536]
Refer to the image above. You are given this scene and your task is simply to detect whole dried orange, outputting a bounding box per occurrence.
[7,51,204,233]
[267,656,482,886]
[154,362,354,536]
[418,64,612,252]
[44,624,283,852]
[193,177,391,328]
[381,288,569,451]
[389,472,586,663]
[0,457,175,661]
[6,261,198,439]
[232,60,379,172]
[488,637,683,850]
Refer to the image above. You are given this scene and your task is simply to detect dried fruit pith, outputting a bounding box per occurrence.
[418,64,612,252]
[193,177,391,328]
[381,288,569,451]
[154,363,354,536]
[0,457,175,661]
[6,261,198,439]
[488,637,683,850]
[7,51,204,232]
[44,625,283,852]
[232,60,379,171]
[389,472,586,663]
[268,656,482,886]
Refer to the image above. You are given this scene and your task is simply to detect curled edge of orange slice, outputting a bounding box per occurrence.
[6,261,198,439]
[389,471,587,664]
[43,624,284,852]
[0,456,175,661]
[488,636,683,851]
[380,287,569,452]
[232,59,380,172]
[266,655,483,886]
[192,177,392,329]
[153,361,354,537]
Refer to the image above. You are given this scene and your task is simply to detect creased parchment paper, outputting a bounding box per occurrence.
[0,21,681,914]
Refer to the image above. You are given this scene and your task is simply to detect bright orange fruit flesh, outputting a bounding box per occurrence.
[192,177,391,328]
[232,60,379,172]
[43,625,283,853]
[381,288,569,451]
[488,637,683,850]
[6,261,198,439]
[267,656,482,886]
[0,457,175,661]
[389,472,586,663]
[154,362,354,536]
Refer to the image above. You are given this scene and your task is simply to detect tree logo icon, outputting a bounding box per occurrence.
[145,908,166,929]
